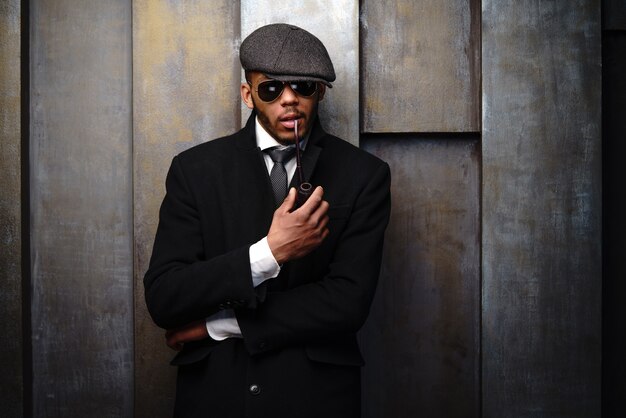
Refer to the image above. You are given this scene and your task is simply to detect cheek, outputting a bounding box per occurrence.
[264,105,283,124]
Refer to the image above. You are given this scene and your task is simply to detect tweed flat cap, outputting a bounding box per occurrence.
[240,23,336,87]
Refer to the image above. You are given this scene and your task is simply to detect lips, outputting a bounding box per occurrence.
[279,114,301,130]
[280,119,296,129]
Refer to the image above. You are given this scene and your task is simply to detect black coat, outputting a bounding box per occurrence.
[144,113,391,417]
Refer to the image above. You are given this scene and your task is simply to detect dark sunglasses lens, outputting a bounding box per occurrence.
[290,81,317,97]
[257,80,318,102]
[257,81,284,102]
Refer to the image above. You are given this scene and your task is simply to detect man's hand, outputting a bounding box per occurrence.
[165,319,209,351]
[267,186,330,264]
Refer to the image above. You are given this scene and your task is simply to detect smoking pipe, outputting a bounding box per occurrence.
[294,119,313,208]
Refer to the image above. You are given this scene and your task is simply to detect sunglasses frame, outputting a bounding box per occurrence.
[249,79,318,103]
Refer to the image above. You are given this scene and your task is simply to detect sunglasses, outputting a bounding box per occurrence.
[251,79,318,103]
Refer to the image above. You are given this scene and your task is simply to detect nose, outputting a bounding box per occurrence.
[279,83,299,105]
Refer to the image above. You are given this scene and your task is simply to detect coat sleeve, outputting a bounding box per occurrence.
[144,156,261,330]
[236,162,391,355]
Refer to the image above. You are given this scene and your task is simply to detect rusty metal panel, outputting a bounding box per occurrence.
[132,2,240,416]
[360,137,480,417]
[482,1,602,416]
[30,0,133,416]
[0,1,23,416]
[241,0,359,145]
[361,0,480,133]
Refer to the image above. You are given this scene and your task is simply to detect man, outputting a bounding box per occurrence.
[144,23,390,417]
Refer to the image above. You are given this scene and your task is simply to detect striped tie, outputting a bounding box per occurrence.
[265,146,296,206]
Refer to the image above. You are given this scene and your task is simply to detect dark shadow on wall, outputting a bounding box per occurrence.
[602,1,626,416]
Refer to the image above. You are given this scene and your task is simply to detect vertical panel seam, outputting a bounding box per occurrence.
[20,0,32,416]
[130,0,136,414]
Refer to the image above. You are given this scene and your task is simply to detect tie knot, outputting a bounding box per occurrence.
[265,146,296,164]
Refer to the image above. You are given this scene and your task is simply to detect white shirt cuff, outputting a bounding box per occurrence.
[205,309,242,341]
[206,238,279,341]
[249,236,281,287]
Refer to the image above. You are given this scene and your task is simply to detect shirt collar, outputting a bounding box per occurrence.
[255,117,308,152]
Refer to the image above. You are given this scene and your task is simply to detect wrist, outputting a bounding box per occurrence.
[250,237,281,286]
[267,235,286,264]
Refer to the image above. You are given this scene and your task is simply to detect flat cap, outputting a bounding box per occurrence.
[240,23,336,87]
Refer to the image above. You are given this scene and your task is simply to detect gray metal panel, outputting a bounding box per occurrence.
[604,0,626,30]
[132,2,240,416]
[0,1,23,417]
[361,0,480,133]
[30,0,133,416]
[482,1,602,416]
[241,0,359,145]
[360,137,480,417]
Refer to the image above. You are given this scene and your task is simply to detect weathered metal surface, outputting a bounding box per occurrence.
[361,0,480,133]
[0,1,23,417]
[360,137,480,417]
[602,32,626,418]
[132,1,240,416]
[604,0,626,30]
[241,0,359,145]
[30,0,133,416]
[482,1,602,416]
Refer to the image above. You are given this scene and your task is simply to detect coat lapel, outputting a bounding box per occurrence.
[286,117,328,288]
[288,117,325,189]
[289,144,321,189]
[233,113,276,242]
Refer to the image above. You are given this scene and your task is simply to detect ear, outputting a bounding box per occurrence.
[317,84,326,102]
[241,82,254,110]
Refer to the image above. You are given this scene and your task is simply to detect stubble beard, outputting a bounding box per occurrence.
[251,96,318,146]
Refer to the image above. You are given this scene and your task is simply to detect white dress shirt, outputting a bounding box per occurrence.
[205,117,308,340]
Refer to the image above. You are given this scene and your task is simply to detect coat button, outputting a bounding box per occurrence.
[249,384,261,395]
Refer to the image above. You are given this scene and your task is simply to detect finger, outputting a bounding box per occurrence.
[315,199,330,216]
[166,337,177,349]
[299,186,324,215]
[318,214,329,231]
[310,185,324,199]
[278,187,297,213]
[309,200,330,225]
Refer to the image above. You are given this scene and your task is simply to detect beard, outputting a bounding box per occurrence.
[251,96,318,146]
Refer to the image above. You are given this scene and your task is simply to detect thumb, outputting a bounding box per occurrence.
[279,187,296,212]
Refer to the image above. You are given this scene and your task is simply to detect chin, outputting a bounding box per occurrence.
[275,136,295,146]
[271,128,296,144]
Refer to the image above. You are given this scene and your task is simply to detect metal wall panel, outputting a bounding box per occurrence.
[16,1,604,415]
[30,0,133,416]
[132,1,240,416]
[482,1,602,416]
[361,0,480,133]
[0,1,23,416]
[241,0,359,145]
[360,137,480,417]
